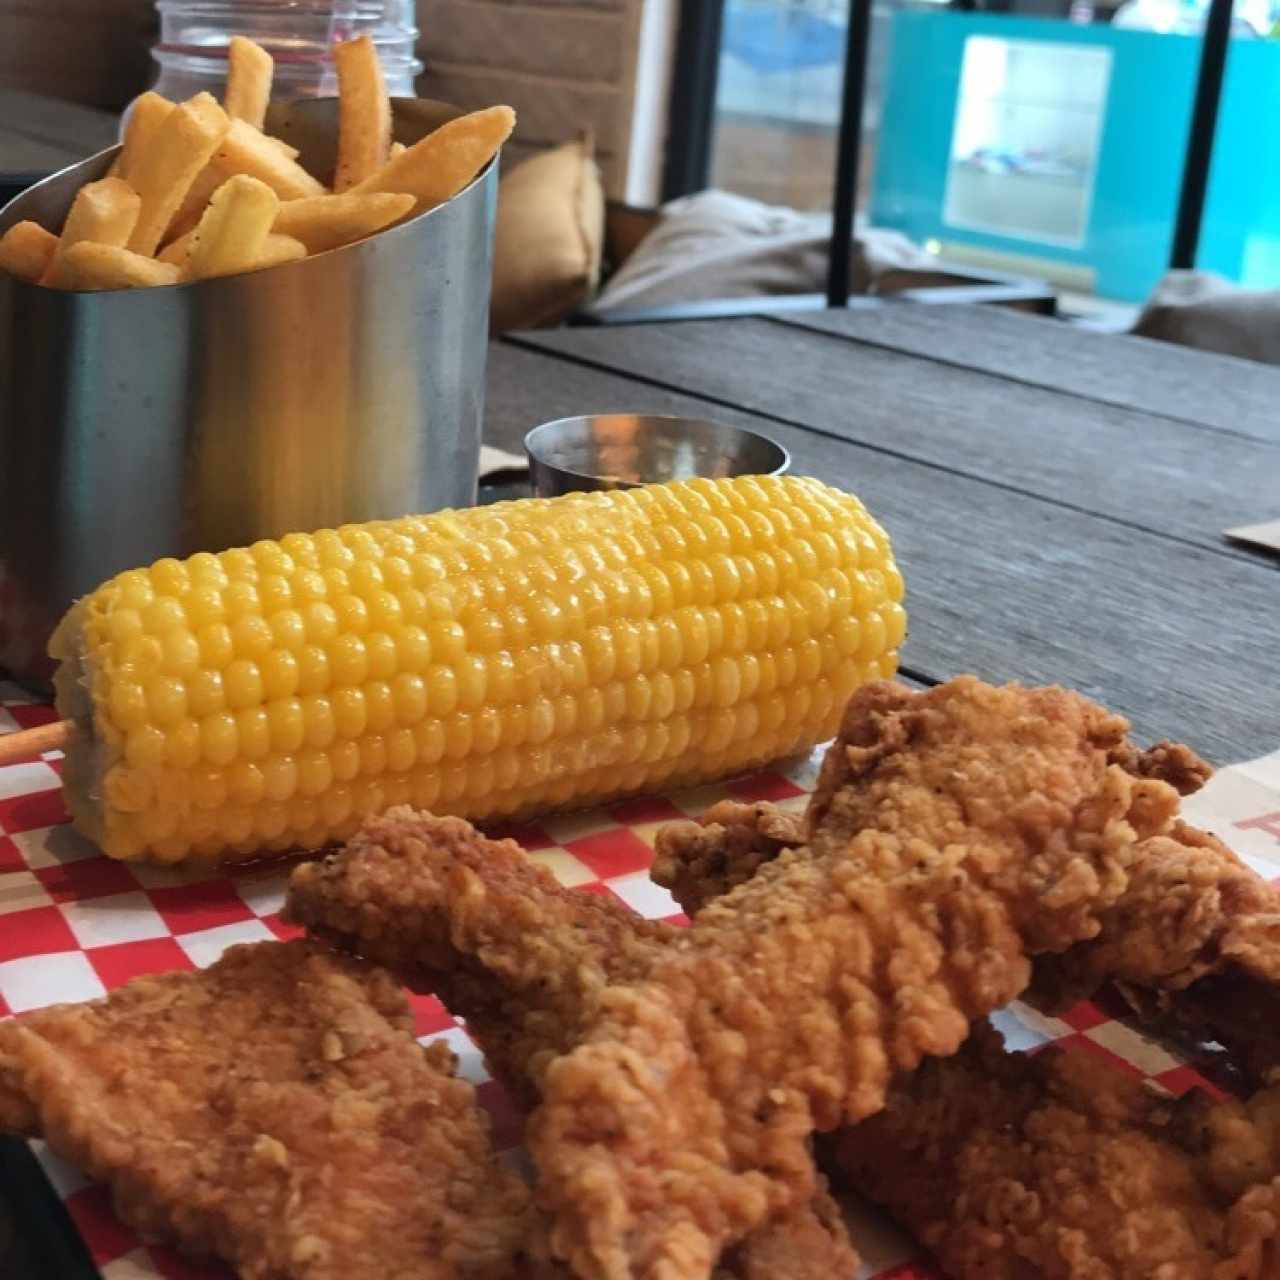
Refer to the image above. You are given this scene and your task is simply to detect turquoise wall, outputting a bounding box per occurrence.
[870,12,1276,301]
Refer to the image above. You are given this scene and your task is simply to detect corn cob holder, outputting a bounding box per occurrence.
[0,476,905,864]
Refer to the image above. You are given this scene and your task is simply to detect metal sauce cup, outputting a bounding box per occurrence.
[525,414,790,498]
[0,98,497,688]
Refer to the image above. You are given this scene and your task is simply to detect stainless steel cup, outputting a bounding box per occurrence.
[0,98,497,688]
[525,414,790,498]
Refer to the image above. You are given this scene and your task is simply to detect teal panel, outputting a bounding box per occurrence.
[1199,38,1280,287]
[871,12,1203,301]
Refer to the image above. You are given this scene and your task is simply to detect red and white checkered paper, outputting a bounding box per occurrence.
[4,678,1280,1280]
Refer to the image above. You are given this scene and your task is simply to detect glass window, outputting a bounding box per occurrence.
[699,0,1269,311]
[943,36,1112,247]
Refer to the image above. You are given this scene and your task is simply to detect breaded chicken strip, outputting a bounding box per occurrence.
[291,677,1181,1280]
[286,811,860,1280]
[1027,821,1280,1087]
[658,717,1280,1279]
[832,1019,1280,1280]
[0,940,532,1280]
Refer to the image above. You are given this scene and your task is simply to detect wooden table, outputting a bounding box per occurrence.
[487,303,1279,765]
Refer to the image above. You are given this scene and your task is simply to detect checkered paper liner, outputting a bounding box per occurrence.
[4,680,1280,1280]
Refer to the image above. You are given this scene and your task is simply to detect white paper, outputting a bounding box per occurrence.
[1181,750,1280,878]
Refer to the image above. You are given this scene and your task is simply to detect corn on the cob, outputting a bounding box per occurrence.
[50,475,905,864]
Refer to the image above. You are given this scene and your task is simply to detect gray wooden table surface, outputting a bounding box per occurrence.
[487,305,1279,764]
[0,90,118,184]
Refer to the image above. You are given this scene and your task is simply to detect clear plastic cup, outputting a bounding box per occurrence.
[147,0,420,103]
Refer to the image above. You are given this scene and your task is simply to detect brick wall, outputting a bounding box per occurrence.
[416,0,648,197]
[0,0,154,110]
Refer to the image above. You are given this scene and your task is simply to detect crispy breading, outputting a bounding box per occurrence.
[0,940,532,1279]
[657,707,1280,1279]
[286,812,860,1280]
[1022,818,1280,1086]
[832,1019,1280,1279]
[651,801,804,915]
[291,677,1181,1280]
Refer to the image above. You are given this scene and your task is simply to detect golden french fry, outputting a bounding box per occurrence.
[60,242,181,291]
[224,35,273,129]
[157,228,196,267]
[268,135,301,160]
[42,178,141,288]
[0,221,59,282]
[352,106,515,210]
[273,191,413,253]
[127,93,230,257]
[333,34,392,191]
[165,163,225,244]
[253,233,307,270]
[184,174,280,281]
[389,140,406,159]
[211,118,325,201]
[113,92,175,183]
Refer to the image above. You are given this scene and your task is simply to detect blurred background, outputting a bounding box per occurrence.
[3,0,1276,325]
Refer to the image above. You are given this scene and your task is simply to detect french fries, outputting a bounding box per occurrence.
[128,93,230,256]
[41,179,141,288]
[0,35,514,293]
[351,106,516,211]
[112,92,175,184]
[274,191,413,253]
[157,229,196,268]
[60,243,180,291]
[224,35,273,129]
[0,221,58,283]
[211,118,326,201]
[184,175,279,280]
[255,234,308,269]
[333,34,392,191]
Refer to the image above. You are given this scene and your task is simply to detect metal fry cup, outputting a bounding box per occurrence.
[0,99,498,688]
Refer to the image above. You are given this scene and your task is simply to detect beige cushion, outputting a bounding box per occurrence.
[490,135,604,333]
[1133,270,1280,365]
[588,190,936,317]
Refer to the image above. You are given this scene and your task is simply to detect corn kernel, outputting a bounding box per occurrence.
[269,610,306,651]
[267,698,305,752]
[230,614,272,661]
[123,723,167,769]
[298,750,333,796]
[108,681,148,731]
[145,676,187,726]
[312,737,352,786]
[262,755,298,802]
[224,659,263,710]
[302,696,337,748]
[227,760,265,805]
[200,711,238,766]
[167,718,202,769]
[332,687,368,739]
[365,681,395,732]
[365,632,397,681]
[185,586,226,629]
[359,735,387,777]
[296,645,330,694]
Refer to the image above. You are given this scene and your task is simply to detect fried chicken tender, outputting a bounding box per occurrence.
[831,1019,1280,1280]
[0,940,532,1280]
[657,697,1280,1279]
[291,677,1182,1280]
[286,810,861,1280]
[650,800,804,914]
[1028,821,1280,1086]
